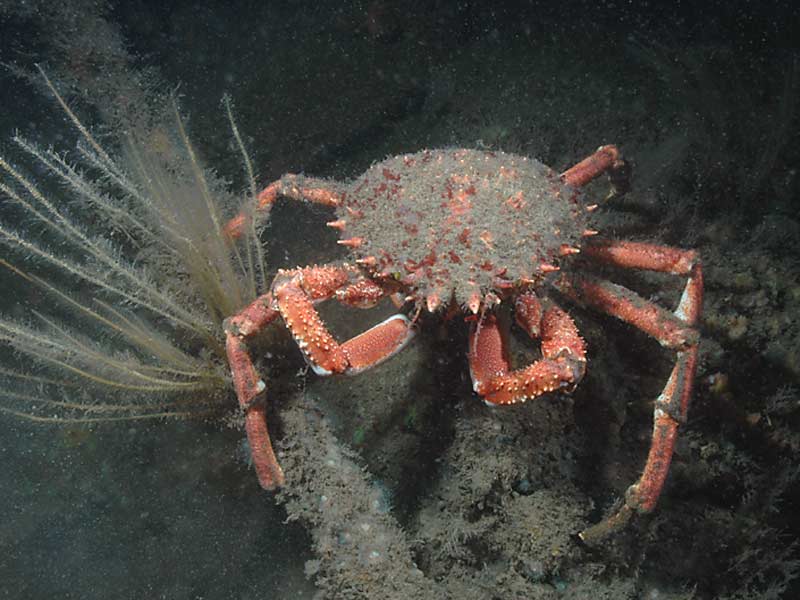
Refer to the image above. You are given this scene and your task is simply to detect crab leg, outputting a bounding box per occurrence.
[224,175,343,239]
[560,274,698,350]
[223,265,414,490]
[271,265,415,376]
[557,239,703,543]
[560,144,630,200]
[468,292,587,405]
[223,295,284,489]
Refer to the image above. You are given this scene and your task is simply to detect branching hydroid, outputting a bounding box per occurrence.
[0,69,266,423]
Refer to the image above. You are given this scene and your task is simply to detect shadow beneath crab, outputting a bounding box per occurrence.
[304,306,459,522]
[272,296,671,597]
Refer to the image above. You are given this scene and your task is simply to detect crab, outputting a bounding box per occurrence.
[222,145,703,541]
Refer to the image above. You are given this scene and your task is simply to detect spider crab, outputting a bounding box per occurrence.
[222,145,702,541]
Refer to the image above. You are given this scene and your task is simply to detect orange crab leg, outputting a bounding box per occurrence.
[560,144,630,200]
[557,240,703,543]
[272,265,415,376]
[560,145,621,187]
[223,296,283,489]
[561,275,698,350]
[469,293,586,405]
[341,316,416,373]
[584,239,698,276]
[224,175,343,239]
[272,272,350,374]
[224,265,414,490]
[225,334,284,489]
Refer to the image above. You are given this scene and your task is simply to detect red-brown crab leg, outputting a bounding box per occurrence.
[224,175,342,239]
[224,264,415,490]
[468,292,587,405]
[557,239,703,543]
[560,145,630,199]
[224,295,284,489]
[272,265,415,375]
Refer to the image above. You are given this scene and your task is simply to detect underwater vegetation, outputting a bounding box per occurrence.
[0,67,265,426]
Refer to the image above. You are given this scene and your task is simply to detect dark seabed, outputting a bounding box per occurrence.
[0,1,798,598]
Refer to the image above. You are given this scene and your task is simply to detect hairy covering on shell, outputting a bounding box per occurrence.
[337,149,588,307]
